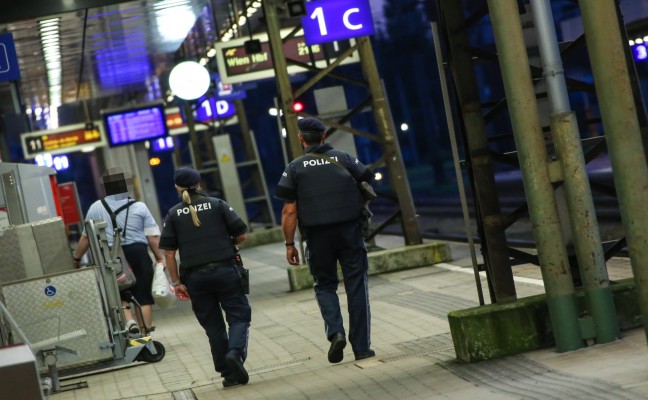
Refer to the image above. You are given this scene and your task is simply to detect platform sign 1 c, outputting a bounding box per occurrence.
[302,0,375,46]
[0,33,21,82]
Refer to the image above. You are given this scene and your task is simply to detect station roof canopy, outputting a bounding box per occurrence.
[0,0,234,112]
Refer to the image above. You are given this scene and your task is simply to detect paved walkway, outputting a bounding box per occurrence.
[51,237,648,400]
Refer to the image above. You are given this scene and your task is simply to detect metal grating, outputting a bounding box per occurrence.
[172,389,197,400]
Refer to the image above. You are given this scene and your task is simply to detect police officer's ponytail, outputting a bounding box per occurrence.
[174,168,202,227]
[176,185,201,227]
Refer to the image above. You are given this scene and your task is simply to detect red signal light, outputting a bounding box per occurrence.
[292,101,304,112]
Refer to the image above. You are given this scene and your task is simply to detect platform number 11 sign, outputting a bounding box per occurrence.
[302,0,375,46]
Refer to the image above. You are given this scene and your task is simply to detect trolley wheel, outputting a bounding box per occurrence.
[137,340,166,363]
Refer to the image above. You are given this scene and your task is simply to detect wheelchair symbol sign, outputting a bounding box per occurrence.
[44,286,57,297]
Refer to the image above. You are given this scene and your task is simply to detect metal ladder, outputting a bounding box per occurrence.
[174,101,276,229]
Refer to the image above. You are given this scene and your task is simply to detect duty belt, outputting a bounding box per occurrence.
[184,259,234,273]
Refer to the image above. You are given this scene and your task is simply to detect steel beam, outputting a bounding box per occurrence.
[263,0,302,161]
[439,0,516,303]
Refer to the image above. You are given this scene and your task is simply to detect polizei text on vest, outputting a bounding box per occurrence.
[177,202,212,215]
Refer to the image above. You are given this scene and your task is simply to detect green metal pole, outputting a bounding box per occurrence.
[579,0,648,343]
[487,0,583,351]
[263,0,301,160]
[551,113,619,343]
[440,0,517,303]
[530,0,618,344]
[356,36,422,245]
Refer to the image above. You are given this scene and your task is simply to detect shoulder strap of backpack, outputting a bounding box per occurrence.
[101,199,136,238]
[114,200,136,215]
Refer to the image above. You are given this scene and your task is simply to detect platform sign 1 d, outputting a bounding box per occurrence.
[302,0,375,46]
[0,33,21,82]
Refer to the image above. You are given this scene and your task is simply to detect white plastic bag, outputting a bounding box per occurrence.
[152,263,176,309]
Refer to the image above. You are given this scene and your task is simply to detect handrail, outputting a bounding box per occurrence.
[0,299,31,347]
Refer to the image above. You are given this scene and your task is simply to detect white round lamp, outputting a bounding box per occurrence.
[168,61,211,100]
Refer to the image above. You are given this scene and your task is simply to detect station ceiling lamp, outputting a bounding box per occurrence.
[168,61,211,100]
[287,0,306,17]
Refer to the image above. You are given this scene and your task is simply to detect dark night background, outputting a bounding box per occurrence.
[3,0,648,229]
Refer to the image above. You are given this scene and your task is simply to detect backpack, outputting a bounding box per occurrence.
[101,198,138,291]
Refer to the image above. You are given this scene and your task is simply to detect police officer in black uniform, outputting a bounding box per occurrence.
[275,118,376,364]
[160,167,251,388]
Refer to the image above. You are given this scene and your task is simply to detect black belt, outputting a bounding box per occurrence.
[183,259,234,273]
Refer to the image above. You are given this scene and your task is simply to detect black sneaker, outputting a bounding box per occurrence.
[327,333,347,363]
[354,349,376,361]
[222,378,240,388]
[225,351,249,385]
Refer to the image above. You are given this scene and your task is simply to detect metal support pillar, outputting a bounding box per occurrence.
[440,0,516,302]
[551,113,618,343]
[531,0,618,344]
[263,0,302,160]
[487,0,583,351]
[579,0,648,344]
[356,37,421,245]
[184,102,203,171]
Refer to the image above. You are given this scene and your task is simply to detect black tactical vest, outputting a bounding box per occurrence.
[168,198,239,268]
[293,149,364,227]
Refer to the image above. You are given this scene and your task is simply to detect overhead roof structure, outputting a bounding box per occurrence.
[0,0,239,117]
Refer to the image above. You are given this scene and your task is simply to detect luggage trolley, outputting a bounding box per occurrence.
[0,219,165,394]
[84,219,166,364]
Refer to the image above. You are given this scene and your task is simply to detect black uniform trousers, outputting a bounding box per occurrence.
[181,264,251,380]
[305,219,372,354]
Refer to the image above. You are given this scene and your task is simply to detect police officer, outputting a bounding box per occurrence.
[275,118,376,364]
[160,167,251,388]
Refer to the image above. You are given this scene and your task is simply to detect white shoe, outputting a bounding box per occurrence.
[126,320,140,335]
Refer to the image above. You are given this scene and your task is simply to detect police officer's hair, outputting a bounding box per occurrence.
[175,185,201,227]
[300,130,324,145]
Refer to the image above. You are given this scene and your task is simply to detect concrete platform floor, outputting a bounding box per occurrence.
[51,236,648,400]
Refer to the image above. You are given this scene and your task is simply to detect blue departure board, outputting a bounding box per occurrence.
[103,103,168,147]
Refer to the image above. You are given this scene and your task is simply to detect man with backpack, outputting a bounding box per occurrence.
[73,168,164,335]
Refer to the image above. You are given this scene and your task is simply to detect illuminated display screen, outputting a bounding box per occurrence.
[215,29,358,84]
[103,104,168,147]
[21,121,107,159]
[220,38,353,77]
[25,127,102,155]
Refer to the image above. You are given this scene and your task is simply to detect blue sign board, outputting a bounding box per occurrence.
[302,0,375,46]
[151,136,175,152]
[195,97,236,122]
[632,43,648,62]
[0,33,21,82]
